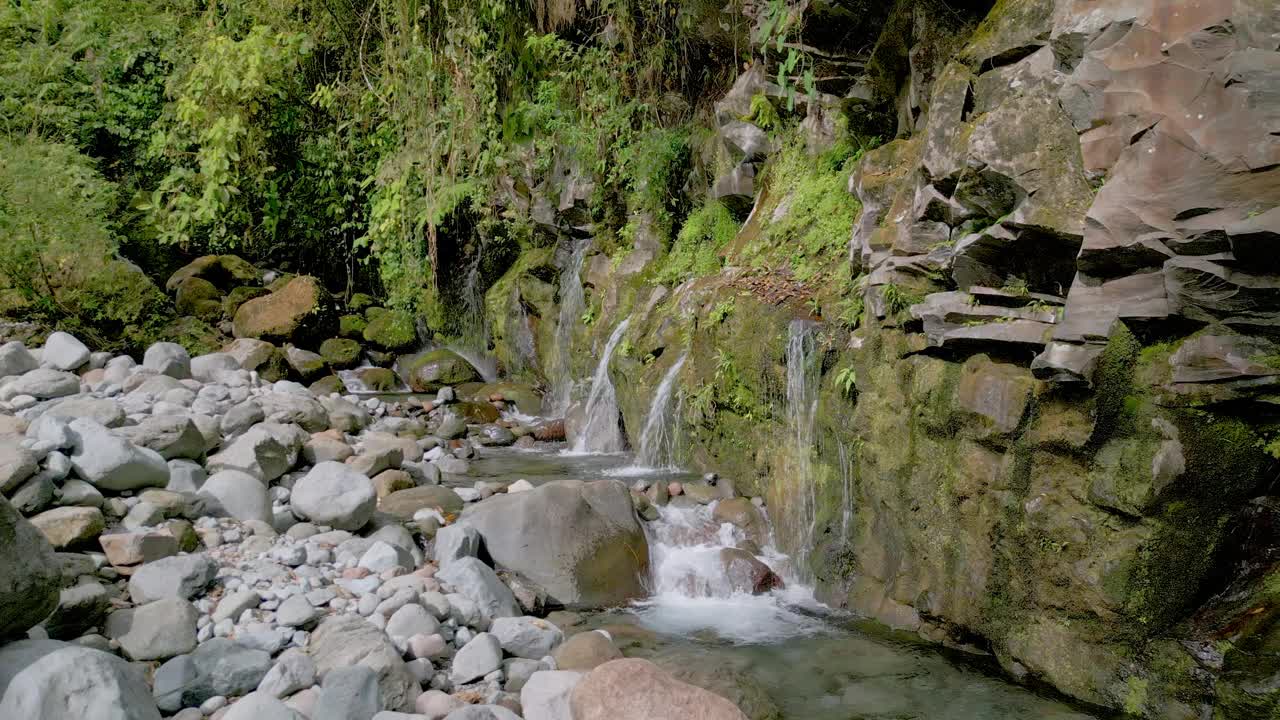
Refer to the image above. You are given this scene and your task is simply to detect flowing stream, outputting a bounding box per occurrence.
[608,353,687,475]
[571,317,631,453]
[460,445,1100,720]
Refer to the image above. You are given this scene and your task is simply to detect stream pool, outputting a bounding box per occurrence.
[457,446,1105,720]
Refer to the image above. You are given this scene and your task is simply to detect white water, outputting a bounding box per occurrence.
[446,343,499,383]
[570,317,631,454]
[548,239,589,416]
[783,319,820,579]
[608,353,687,475]
[510,301,539,374]
[633,501,825,644]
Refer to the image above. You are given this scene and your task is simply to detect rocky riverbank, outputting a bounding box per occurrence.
[0,332,773,720]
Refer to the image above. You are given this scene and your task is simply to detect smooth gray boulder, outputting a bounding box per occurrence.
[257,648,316,698]
[104,598,198,661]
[198,470,272,523]
[520,670,584,720]
[0,639,161,720]
[6,368,81,399]
[436,557,520,625]
[152,638,272,712]
[143,342,192,379]
[490,616,564,660]
[67,418,169,491]
[45,397,126,427]
[314,665,381,720]
[223,691,305,720]
[0,443,38,493]
[433,523,481,570]
[115,416,206,460]
[442,705,522,720]
[459,479,648,607]
[308,615,418,712]
[128,554,217,604]
[0,341,37,378]
[42,332,90,371]
[276,594,318,628]
[167,459,207,493]
[292,461,376,531]
[449,632,502,685]
[385,604,440,640]
[206,424,297,482]
[0,497,60,639]
[191,353,241,383]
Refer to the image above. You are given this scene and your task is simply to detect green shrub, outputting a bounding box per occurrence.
[655,201,740,285]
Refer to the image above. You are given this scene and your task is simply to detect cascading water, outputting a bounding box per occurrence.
[548,239,589,417]
[780,319,820,580]
[509,301,539,375]
[613,353,687,473]
[571,317,631,453]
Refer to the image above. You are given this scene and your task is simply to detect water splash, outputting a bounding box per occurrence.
[548,238,589,416]
[620,353,687,472]
[780,319,820,580]
[336,364,409,394]
[634,501,825,643]
[446,343,499,383]
[571,317,631,454]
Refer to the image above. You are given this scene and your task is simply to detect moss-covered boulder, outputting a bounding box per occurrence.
[232,276,336,346]
[165,255,259,293]
[469,382,544,415]
[348,293,377,312]
[453,401,500,424]
[163,316,225,357]
[362,309,418,352]
[174,276,222,320]
[309,375,347,396]
[319,338,362,369]
[222,286,270,318]
[285,346,328,381]
[352,367,401,392]
[403,349,479,391]
[339,314,367,339]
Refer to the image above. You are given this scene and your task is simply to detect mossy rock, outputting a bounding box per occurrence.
[339,314,367,339]
[403,349,480,391]
[319,338,363,369]
[232,276,337,346]
[352,367,401,392]
[309,375,347,396]
[285,346,328,381]
[162,316,225,357]
[257,348,291,383]
[362,310,418,352]
[165,255,260,293]
[469,382,544,415]
[453,401,500,424]
[174,276,222,321]
[365,306,390,322]
[348,293,378,312]
[223,286,270,318]
[267,274,296,292]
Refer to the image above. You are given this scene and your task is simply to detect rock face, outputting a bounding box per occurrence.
[0,640,162,720]
[569,658,747,720]
[459,480,648,607]
[0,497,60,639]
[233,276,336,346]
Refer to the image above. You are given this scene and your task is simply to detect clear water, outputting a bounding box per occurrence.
[571,317,631,454]
[472,445,1102,720]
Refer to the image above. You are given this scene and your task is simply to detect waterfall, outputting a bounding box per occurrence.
[634,501,824,643]
[548,239,589,417]
[633,353,688,470]
[571,317,631,453]
[459,237,490,352]
[782,319,820,579]
[509,301,539,375]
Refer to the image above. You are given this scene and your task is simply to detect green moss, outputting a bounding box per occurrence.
[222,286,269,318]
[362,309,418,352]
[654,200,739,286]
[339,314,368,339]
[1123,676,1149,716]
[348,292,377,312]
[1091,324,1142,445]
[319,337,362,368]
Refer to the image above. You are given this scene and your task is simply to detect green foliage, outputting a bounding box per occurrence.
[0,139,171,351]
[743,93,779,130]
[835,366,858,398]
[881,283,917,315]
[656,200,739,285]
[709,300,735,324]
[760,132,863,283]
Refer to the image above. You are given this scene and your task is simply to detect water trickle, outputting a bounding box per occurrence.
[459,237,490,352]
[571,317,631,454]
[509,301,539,375]
[780,319,820,580]
[548,239,589,417]
[633,353,688,470]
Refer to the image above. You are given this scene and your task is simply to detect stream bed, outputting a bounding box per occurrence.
[458,446,1103,720]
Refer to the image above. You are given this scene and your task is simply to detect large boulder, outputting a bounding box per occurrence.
[307,615,418,712]
[67,419,169,491]
[436,557,521,625]
[569,658,748,720]
[459,480,648,607]
[404,349,479,392]
[0,497,60,639]
[143,342,192,379]
[291,462,376,531]
[28,506,104,549]
[380,485,464,520]
[4,368,80,399]
[0,640,161,720]
[206,424,299,482]
[166,255,260,293]
[127,554,217,604]
[104,598,199,661]
[41,332,90,371]
[0,341,38,378]
[361,309,418,353]
[198,470,272,523]
[152,638,272,712]
[114,416,207,460]
[233,276,336,346]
